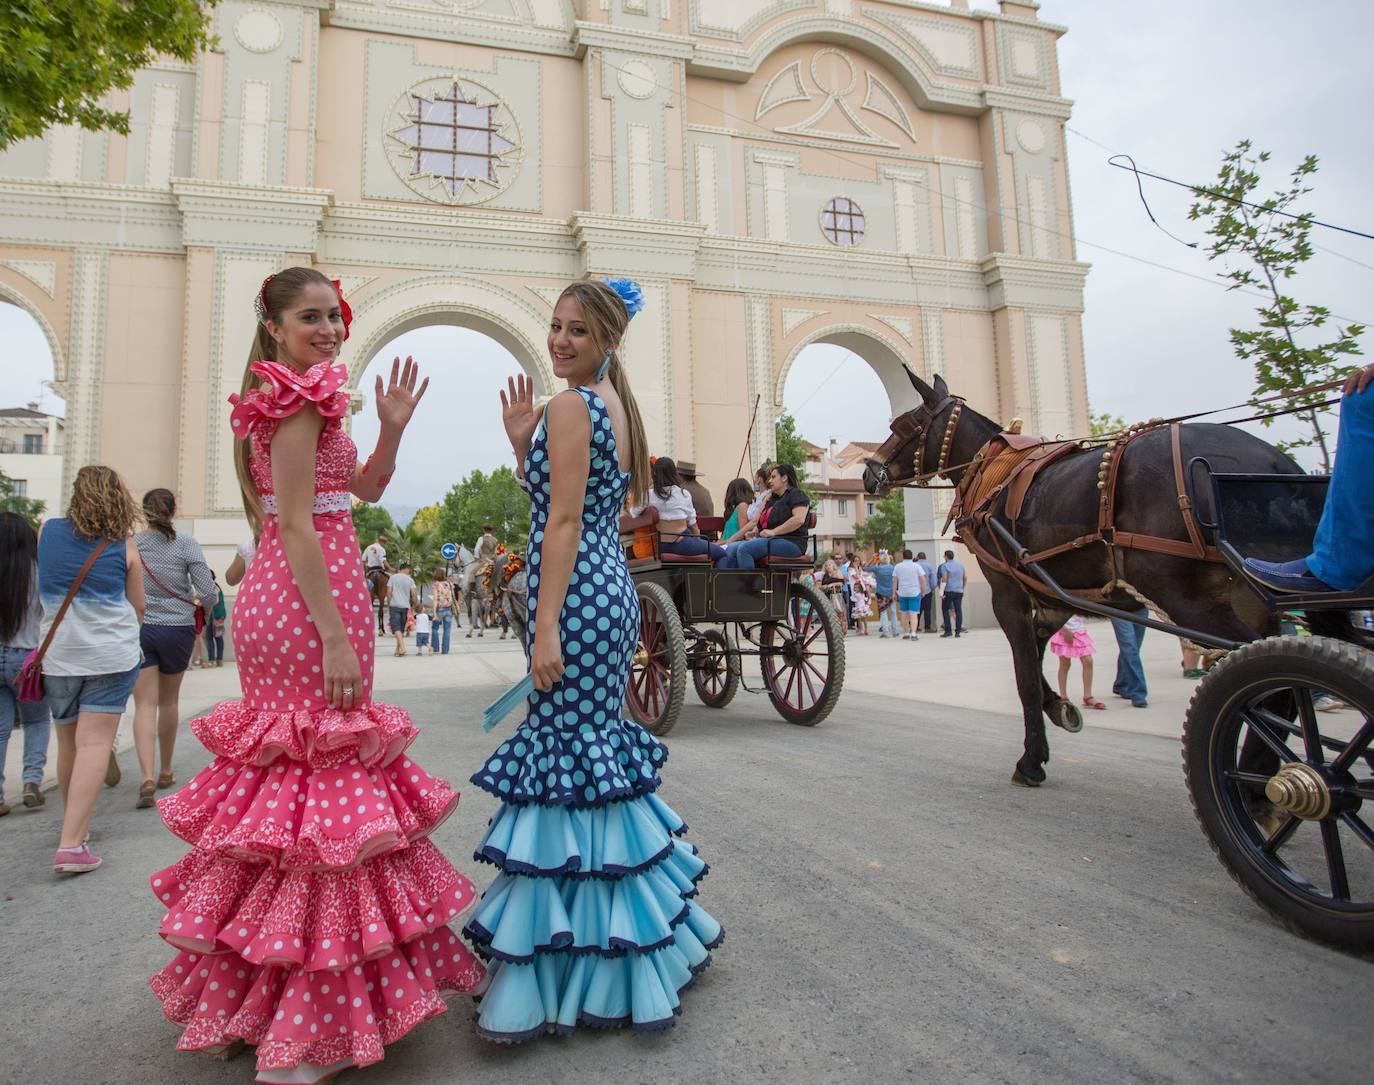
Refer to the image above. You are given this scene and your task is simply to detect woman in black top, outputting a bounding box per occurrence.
[716,463,810,569]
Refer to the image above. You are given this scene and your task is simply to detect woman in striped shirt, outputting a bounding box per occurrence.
[131,489,216,809]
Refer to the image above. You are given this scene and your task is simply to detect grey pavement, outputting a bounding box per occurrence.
[1,657,1371,1083]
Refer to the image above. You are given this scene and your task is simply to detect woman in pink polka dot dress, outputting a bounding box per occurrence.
[148,268,484,1083]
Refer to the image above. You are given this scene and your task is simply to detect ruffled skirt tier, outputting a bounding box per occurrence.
[150,701,482,1079]
[467,719,723,1041]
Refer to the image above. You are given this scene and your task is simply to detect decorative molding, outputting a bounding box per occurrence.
[172,179,333,253]
[0,277,66,382]
[572,22,696,59]
[863,9,982,81]
[571,212,706,280]
[870,313,913,343]
[526,285,563,308]
[861,72,915,141]
[0,259,57,296]
[774,50,894,149]
[234,8,284,53]
[617,58,660,99]
[755,61,808,120]
[919,307,943,379]
[781,307,824,335]
[980,254,1089,313]
[0,180,183,253]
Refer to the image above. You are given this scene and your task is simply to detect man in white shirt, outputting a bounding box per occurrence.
[892,549,928,641]
[362,533,391,592]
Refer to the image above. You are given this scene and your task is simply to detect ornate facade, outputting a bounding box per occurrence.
[0,0,1087,574]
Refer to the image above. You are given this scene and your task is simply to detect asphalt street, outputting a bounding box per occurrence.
[1,685,1369,1085]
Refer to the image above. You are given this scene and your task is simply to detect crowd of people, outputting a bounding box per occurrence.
[0,263,1366,1081]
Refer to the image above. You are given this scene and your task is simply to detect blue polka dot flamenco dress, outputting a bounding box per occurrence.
[466,386,723,1041]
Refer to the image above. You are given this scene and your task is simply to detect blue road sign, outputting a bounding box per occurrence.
[441,542,458,560]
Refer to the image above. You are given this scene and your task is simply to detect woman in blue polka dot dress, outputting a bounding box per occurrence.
[465,278,723,1041]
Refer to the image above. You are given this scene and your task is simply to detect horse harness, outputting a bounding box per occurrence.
[933,407,1221,603]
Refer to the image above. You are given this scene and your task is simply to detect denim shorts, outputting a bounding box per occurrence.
[390,606,409,633]
[140,623,196,674]
[898,596,922,612]
[45,662,141,724]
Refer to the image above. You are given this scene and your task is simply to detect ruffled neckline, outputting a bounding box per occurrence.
[229,360,349,440]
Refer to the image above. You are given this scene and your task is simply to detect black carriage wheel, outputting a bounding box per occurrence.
[759,580,845,726]
[1182,635,1374,953]
[691,628,739,709]
[625,581,687,737]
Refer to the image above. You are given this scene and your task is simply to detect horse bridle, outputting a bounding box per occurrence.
[868,396,966,489]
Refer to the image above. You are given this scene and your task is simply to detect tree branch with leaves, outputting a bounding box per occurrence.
[0,1,217,149]
[1188,140,1364,470]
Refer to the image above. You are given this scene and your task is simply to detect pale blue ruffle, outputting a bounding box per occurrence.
[475,920,724,1040]
[464,848,710,963]
[474,791,687,877]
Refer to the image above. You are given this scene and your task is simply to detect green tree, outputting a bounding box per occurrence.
[0,1,218,149]
[855,489,905,554]
[394,518,442,575]
[437,467,530,554]
[773,413,809,474]
[351,503,396,550]
[0,469,44,528]
[1188,140,1364,470]
[1089,409,1126,439]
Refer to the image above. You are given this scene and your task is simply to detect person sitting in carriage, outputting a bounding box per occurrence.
[716,462,811,570]
[1246,361,1374,594]
[629,456,726,562]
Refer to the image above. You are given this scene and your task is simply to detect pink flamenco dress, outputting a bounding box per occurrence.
[149,360,484,1083]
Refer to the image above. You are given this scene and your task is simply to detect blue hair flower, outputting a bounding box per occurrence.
[603,277,645,319]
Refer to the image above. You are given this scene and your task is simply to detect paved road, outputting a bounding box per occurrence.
[1,685,1369,1084]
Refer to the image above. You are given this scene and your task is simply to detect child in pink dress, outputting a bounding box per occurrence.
[1049,615,1104,710]
[148,268,483,1083]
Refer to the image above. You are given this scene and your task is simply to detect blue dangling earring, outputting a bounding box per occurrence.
[594,348,613,383]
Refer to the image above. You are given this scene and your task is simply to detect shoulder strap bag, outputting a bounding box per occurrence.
[141,555,208,633]
[18,538,112,702]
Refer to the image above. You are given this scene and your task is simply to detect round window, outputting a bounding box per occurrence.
[820,197,866,246]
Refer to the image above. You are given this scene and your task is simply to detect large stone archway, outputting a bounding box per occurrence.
[0,0,1088,616]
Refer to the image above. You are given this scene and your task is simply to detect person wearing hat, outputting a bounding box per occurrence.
[630,457,725,561]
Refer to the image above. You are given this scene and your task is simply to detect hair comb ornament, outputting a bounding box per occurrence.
[253,274,276,324]
[602,277,644,319]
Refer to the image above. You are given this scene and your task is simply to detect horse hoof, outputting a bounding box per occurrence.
[1011,769,1041,788]
[1051,701,1084,734]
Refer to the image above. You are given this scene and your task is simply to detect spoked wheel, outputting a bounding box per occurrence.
[760,580,845,726]
[1183,635,1374,952]
[626,581,686,736]
[691,628,739,709]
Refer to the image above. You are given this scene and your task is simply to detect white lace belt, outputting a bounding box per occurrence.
[261,491,352,516]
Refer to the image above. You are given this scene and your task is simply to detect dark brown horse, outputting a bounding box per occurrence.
[864,371,1300,787]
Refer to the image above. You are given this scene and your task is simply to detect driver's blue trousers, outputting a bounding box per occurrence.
[1308,387,1374,592]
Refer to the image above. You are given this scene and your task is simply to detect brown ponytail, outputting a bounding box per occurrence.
[233,267,336,535]
[142,488,177,540]
[554,279,651,508]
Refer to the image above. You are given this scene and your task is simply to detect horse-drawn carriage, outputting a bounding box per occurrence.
[617,508,845,736]
[865,369,1374,953]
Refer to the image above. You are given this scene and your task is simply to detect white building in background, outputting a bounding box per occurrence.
[0,405,64,518]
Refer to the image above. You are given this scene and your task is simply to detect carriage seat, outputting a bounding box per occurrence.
[756,512,816,569]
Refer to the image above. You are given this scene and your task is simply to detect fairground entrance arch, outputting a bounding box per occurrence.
[0,0,1088,588]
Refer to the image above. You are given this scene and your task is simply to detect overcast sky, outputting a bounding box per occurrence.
[5,0,1370,511]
